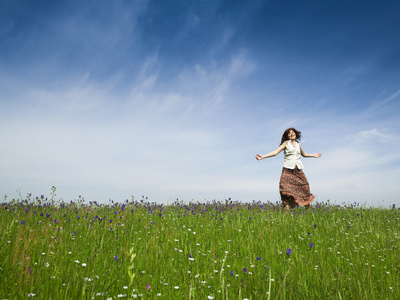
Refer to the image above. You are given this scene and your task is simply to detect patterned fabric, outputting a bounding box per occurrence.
[279,167,314,207]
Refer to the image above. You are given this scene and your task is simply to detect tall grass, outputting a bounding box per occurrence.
[1,190,399,299]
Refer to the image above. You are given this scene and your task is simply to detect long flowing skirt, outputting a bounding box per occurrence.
[279,167,314,207]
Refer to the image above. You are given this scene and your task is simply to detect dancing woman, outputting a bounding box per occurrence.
[256,128,321,210]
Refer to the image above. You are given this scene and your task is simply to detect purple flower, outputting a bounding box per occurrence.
[55,219,59,224]
[257,256,261,261]
[309,243,314,248]
[114,255,118,261]
[243,268,248,273]
[286,248,292,256]
[314,224,317,228]
[73,231,76,235]
[21,220,25,225]
[230,270,233,276]
[146,284,151,290]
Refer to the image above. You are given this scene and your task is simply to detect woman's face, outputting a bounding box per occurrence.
[288,130,296,140]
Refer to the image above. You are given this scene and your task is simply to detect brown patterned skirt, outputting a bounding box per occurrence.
[279,167,314,207]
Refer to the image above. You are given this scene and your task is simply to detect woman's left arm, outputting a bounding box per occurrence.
[300,147,321,158]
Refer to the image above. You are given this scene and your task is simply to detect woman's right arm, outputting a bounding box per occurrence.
[255,142,286,160]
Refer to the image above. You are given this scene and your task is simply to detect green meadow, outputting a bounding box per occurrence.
[1,189,399,299]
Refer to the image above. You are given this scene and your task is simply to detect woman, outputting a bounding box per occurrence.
[255,128,321,210]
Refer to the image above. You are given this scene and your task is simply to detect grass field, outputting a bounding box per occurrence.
[1,188,399,299]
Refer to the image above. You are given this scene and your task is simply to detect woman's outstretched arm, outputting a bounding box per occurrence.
[256,142,287,160]
[300,147,321,158]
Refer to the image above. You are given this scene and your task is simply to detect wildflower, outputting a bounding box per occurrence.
[286,248,292,256]
[208,296,214,299]
[243,268,248,273]
[82,263,87,267]
[45,262,50,267]
[257,256,261,261]
[146,284,151,290]
[114,255,118,261]
[21,220,25,225]
[309,243,314,248]
[174,286,179,289]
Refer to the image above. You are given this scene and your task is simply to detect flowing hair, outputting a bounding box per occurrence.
[280,128,302,145]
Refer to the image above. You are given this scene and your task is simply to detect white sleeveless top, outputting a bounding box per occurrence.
[283,140,304,169]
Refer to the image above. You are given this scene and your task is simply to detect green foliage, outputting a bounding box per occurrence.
[0,192,399,299]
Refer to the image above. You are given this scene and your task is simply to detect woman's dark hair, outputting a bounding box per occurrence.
[280,128,302,145]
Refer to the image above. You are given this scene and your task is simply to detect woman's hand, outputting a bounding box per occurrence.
[314,153,321,158]
[255,154,263,160]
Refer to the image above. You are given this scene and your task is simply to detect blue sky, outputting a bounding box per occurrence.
[1,0,400,206]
